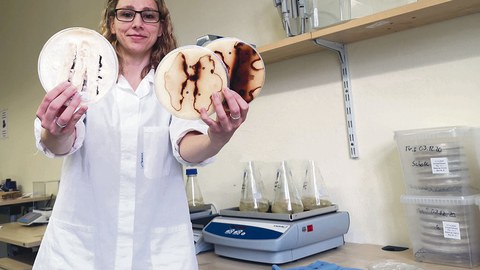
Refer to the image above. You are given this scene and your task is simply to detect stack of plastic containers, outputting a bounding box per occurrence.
[395,126,480,268]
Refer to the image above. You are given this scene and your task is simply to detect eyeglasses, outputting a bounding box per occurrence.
[114,8,161,23]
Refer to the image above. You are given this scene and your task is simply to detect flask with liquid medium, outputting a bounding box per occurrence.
[271,161,304,214]
[301,160,332,210]
[239,161,269,212]
[185,168,205,208]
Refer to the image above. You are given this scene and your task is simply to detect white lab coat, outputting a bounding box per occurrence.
[33,70,212,270]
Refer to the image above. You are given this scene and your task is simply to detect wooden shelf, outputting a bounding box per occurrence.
[258,0,480,64]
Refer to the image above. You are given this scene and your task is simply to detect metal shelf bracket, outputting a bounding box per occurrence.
[313,38,358,159]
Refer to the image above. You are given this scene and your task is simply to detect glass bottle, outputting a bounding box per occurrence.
[301,160,332,210]
[271,161,304,214]
[239,161,269,212]
[185,168,205,208]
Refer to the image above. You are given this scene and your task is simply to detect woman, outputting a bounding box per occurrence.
[33,0,248,269]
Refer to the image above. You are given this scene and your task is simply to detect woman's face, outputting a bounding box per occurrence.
[110,0,162,58]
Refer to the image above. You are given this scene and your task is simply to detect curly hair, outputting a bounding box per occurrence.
[99,0,178,78]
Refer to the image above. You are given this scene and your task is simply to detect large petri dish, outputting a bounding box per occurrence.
[38,27,118,105]
[154,45,229,120]
[204,37,265,104]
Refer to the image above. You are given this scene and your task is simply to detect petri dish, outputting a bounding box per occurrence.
[368,260,424,270]
[204,37,265,105]
[38,27,119,105]
[154,45,229,120]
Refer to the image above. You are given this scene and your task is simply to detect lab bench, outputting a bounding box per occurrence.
[0,180,59,269]
[0,257,31,270]
[0,196,51,262]
[197,242,480,270]
[0,222,478,270]
[0,222,44,269]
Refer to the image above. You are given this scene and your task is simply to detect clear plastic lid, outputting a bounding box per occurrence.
[401,194,478,205]
[394,126,470,141]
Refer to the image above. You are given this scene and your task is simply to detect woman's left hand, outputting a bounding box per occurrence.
[179,88,249,163]
[200,88,249,146]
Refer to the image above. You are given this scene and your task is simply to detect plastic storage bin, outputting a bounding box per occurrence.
[33,180,60,197]
[401,194,480,268]
[394,126,480,196]
[351,0,417,18]
[306,0,351,30]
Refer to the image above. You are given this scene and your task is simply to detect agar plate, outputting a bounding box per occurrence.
[154,45,228,120]
[205,37,265,104]
[38,27,118,104]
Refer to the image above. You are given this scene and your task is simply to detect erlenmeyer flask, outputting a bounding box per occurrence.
[239,161,269,212]
[271,161,304,214]
[185,168,205,208]
[301,160,332,210]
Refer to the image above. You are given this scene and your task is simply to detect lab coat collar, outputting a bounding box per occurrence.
[116,69,155,99]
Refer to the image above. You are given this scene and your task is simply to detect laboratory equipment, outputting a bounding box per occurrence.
[18,208,52,226]
[185,168,205,208]
[273,0,309,37]
[300,160,332,210]
[193,228,214,254]
[1,178,17,192]
[239,161,269,212]
[190,204,216,254]
[271,161,304,214]
[202,205,350,264]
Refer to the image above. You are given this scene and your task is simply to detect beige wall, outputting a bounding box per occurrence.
[0,0,104,191]
[1,0,479,247]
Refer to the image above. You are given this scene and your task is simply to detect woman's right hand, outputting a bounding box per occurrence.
[36,82,88,154]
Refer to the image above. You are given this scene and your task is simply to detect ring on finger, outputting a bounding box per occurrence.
[55,119,67,129]
[229,113,241,120]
